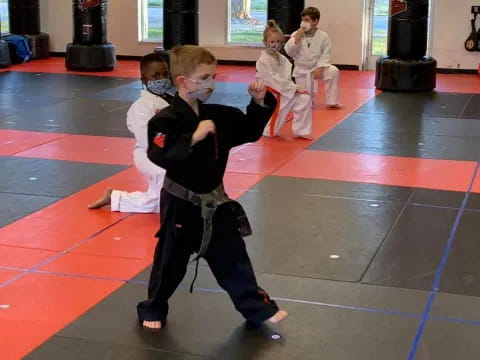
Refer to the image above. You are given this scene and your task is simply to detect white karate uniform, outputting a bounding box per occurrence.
[256,50,312,137]
[285,29,340,106]
[110,90,168,213]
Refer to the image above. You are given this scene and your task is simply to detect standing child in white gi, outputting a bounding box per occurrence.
[284,7,341,108]
[88,53,172,212]
[256,20,313,139]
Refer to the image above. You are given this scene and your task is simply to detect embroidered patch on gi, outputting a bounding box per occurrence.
[258,289,272,304]
[154,134,166,148]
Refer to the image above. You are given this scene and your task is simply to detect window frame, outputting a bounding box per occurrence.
[138,0,163,44]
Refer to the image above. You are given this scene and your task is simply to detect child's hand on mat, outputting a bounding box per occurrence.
[192,120,216,145]
[248,81,266,105]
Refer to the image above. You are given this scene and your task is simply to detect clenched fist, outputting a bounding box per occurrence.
[248,81,267,105]
[192,120,216,145]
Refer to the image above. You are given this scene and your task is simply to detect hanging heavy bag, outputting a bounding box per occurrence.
[268,0,305,35]
[8,0,41,35]
[387,0,429,60]
[73,0,107,45]
[376,0,436,91]
[66,0,115,71]
[163,0,199,49]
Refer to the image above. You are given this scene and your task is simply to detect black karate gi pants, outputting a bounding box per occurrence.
[137,190,279,325]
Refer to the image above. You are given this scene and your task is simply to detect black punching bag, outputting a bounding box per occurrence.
[0,15,12,67]
[8,0,40,34]
[7,0,50,59]
[163,0,198,50]
[73,0,108,45]
[376,0,436,91]
[387,0,429,59]
[66,0,116,71]
[268,0,305,35]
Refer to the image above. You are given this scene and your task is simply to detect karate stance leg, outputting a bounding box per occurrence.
[204,212,286,325]
[291,93,313,137]
[322,65,340,107]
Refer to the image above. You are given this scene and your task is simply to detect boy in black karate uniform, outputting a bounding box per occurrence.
[137,45,288,330]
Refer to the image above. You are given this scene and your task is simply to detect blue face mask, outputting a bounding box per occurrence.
[146,78,172,96]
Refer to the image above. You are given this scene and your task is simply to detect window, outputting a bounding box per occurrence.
[140,0,163,42]
[371,0,389,55]
[0,0,8,34]
[228,0,267,45]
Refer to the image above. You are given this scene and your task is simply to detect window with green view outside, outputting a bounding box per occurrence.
[229,0,267,44]
[143,0,163,41]
[0,0,9,34]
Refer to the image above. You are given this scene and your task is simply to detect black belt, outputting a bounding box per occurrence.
[162,177,252,292]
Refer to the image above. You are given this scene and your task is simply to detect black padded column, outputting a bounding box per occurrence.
[387,0,429,59]
[163,0,199,50]
[268,0,305,35]
[7,0,49,59]
[66,0,116,71]
[8,0,40,35]
[376,0,436,91]
[72,0,108,45]
[0,15,12,67]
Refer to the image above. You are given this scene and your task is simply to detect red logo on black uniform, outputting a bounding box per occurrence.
[154,134,166,148]
[258,289,272,304]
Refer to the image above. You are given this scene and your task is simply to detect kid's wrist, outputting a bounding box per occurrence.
[254,98,265,106]
[191,132,200,145]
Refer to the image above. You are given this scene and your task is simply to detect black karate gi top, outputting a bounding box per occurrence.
[147,92,277,194]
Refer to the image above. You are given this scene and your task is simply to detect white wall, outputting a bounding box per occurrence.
[39,0,154,56]
[306,0,364,68]
[38,0,480,70]
[38,0,363,66]
[430,0,480,70]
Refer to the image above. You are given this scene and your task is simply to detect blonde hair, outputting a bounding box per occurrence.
[170,45,217,85]
[263,19,283,42]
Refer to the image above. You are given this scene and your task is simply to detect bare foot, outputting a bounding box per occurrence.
[268,310,288,324]
[143,320,162,329]
[88,188,113,209]
[294,135,314,141]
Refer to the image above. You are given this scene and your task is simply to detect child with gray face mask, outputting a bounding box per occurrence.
[137,45,288,330]
[256,20,313,140]
[88,53,172,213]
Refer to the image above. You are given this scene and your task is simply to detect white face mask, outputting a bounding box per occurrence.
[266,41,282,52]
[300,21,311,31]
[187,77,215,102]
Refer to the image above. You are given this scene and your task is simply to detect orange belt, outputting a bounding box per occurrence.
[266,86,281,137]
